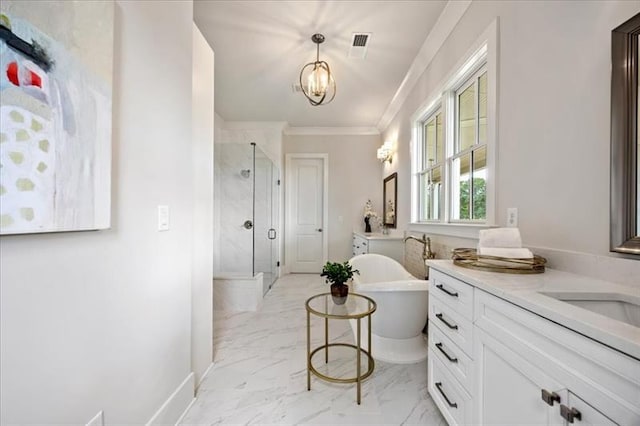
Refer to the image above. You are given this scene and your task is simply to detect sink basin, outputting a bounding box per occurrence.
[541,291,640,328]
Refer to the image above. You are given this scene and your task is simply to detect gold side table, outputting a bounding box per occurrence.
[305,292,377,404]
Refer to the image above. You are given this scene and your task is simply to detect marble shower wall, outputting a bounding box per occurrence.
[214,143,253,275]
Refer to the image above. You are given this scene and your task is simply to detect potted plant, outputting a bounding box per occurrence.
[321,261,359,305]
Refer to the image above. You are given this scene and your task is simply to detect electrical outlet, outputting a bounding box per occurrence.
[86,411,103,426]
[507,208,518,227]
[158,205,170,231]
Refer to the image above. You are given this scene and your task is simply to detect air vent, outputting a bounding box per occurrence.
[349,32,371,59]
[352,34,369,47]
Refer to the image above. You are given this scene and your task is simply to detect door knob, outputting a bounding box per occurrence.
[316,228,322,232]
[243,220,253,230]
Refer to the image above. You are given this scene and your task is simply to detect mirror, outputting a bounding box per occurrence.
[383,173,397,228]
[611,12,640,255]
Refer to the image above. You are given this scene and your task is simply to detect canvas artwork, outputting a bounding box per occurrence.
[0,1,113,235]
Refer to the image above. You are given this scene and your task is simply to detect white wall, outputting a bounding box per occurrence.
[383,1,640,277]
[191,24,214,387]
[0,1,197,423]
[284,134,383,262]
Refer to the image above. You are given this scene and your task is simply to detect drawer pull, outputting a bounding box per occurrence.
[436,313,459,330]
[436,284,459,298]
[435,382,458,408]
[560,405,581,423]
[541,389,560,406]
[435,342,458,363]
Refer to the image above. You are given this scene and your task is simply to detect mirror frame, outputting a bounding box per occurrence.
[611,12,640,255]
[383,172,398,229]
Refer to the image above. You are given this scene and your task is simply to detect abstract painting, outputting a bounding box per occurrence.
[0,1,113,235]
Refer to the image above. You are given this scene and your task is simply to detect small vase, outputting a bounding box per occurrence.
[330,283,349,305]
[364,217,372,233]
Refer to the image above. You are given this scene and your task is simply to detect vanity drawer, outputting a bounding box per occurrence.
[429,322,474,393]
[428,354,472,426]
[430,270,474,321]
[429,295,473,357]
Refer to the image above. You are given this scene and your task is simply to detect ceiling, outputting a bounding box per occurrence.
[194,1,448,128]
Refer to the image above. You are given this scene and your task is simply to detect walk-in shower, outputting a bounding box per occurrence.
[213,142,279,309]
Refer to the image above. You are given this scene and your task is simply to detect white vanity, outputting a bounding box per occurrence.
[352,232,404,264]
[427,260,640,426]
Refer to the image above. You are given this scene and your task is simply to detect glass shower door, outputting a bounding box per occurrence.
[253,146,279,294]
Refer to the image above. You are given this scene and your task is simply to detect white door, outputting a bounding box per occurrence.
[287,156,326,273]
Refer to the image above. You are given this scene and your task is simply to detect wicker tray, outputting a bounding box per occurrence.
[452,248,547,274]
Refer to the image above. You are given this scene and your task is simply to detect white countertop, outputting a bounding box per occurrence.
[353,231,404,240]
[427,260,640,360]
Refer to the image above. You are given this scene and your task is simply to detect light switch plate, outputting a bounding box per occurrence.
[158,205,170,231]
[507,208,518,227]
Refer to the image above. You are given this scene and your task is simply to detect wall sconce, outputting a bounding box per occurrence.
[377,141,393,163]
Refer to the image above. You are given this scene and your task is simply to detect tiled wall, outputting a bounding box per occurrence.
[404,238,428,280]
[214,143,253,275]
[403,231,640,287]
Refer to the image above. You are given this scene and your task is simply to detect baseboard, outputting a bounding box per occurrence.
[146,372,195,426]
[197,362,214,390]
[174,397,196,426]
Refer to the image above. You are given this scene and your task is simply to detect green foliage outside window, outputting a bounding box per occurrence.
[459,178,486,220]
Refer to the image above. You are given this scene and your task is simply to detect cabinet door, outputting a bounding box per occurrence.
[475,327,564,426]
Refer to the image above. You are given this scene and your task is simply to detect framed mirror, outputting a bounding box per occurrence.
[611,12,640,255]
[383,173,397,228]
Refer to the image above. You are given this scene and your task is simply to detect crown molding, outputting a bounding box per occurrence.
[223,121,288,131]
[284,126,380,136]
[376,0,472,133]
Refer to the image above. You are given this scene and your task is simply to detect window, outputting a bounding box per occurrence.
[451,69,487,221]
[419,110,443,220]
[412,34,495,230]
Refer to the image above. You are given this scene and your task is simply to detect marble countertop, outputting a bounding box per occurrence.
[426,260,640,360]
[353,231,404,240]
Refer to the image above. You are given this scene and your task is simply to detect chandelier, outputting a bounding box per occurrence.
[299,33,336,106]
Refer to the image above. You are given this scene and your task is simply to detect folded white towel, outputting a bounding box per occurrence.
[477,247,533,259]
[479,228,522,248]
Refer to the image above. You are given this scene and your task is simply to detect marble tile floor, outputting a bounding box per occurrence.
[181,273,446,425]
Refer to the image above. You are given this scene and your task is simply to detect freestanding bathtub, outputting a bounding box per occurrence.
[349,254,429,364]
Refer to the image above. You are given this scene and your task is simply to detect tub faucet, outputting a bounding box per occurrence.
[404,234,435,260]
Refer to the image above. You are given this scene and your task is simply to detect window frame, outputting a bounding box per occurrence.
[410,19,498,238]
[449,65,488,223]
[418,107,444,222]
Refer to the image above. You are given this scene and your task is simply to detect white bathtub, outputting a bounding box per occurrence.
[349,254,429,364]
[213,272,264,311]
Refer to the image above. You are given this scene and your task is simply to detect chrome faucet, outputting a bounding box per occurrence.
[404,233,435,260]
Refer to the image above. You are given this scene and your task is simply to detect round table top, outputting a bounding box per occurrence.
[305,292,377,319]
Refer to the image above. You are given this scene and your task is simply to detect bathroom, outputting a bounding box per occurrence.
[1,0,639,424]
[198,1,640,424]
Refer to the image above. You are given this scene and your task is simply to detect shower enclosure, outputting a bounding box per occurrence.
[214,142,279,295]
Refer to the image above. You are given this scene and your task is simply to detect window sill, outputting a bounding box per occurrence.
[408,222,498,240]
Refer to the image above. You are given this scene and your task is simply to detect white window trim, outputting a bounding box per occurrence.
[410,18,499,239]
[418,107,444,221]
[449,65,487,223]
